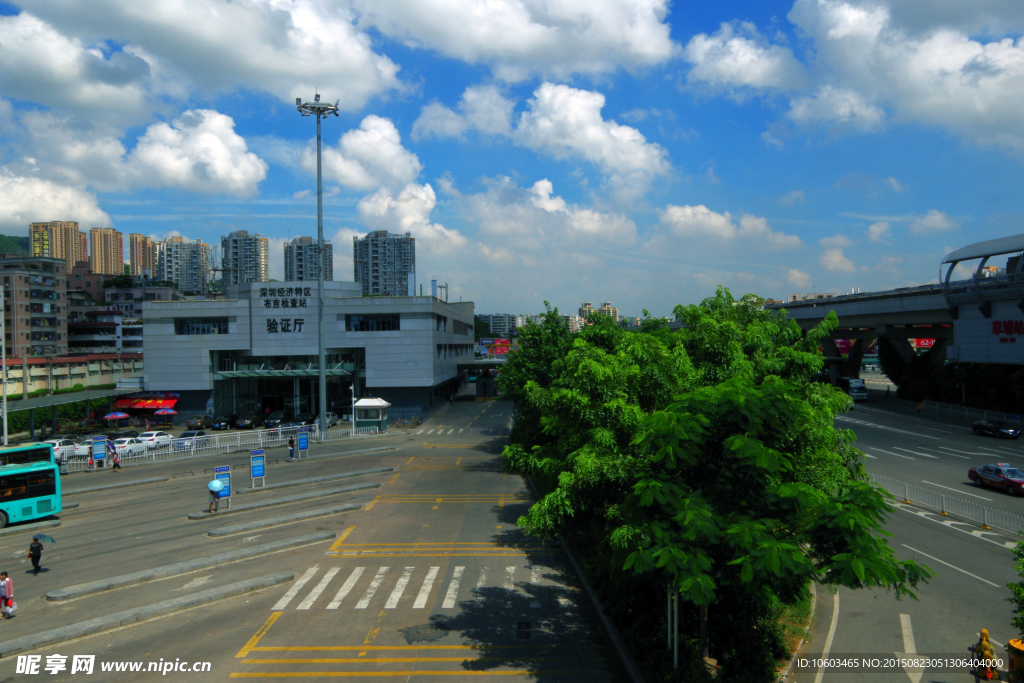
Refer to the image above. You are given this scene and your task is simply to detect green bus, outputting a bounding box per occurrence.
[0,444,62,527]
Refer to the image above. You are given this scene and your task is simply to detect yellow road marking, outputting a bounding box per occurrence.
[455,456,462,465]
[236,613,281,658]
[466,423,472,428]
[330,553,558,557]
[252,646,556,651]
[243,657,602,664]
[405,456,415,465]
[231,671,600,677]
[332,542,493,545]
[363,496,380,511]
[328,526,357,551]
[473,416,479,420]
[387,473,400,484]
[423,444,478,449]
[359,609,387,657]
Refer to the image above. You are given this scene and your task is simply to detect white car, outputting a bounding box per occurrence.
[315,412,338,428]
[74,437,107,458]
[138,431,171,449]
[44,438,78,461]
[112,438,146,457]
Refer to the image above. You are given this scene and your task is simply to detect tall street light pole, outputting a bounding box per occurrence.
[296,94,339,435]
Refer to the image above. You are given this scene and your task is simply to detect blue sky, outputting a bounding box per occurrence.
[0,0,1022,317]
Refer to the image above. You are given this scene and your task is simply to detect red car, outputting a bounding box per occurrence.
[968,463,1024,496]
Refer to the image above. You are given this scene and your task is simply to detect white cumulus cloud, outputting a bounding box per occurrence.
[787,86,885,131]
[787,268,812,288]
[819,233,853,247]
[309,116,422,192]
[684,21,807,95]
[0,171,112,233]
[658,204,802,249]
[358,183,467,254]
[866,221,892,243]
[819,247,856,272]
[909,209,960,234]
[412,85,515,140]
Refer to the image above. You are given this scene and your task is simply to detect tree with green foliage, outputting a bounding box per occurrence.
[102,274,134,289]
[500,287,932,682]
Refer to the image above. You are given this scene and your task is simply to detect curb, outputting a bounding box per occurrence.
[235,467,393,494]
[63,503,79,509]
[64,477,169,495]
[289,446,398,462]
[207,503,361,536]
[0,520,60,538]
[187,482,380,519]
[45,531,333,601]
[4,572,294,658]
[778,581,818,681]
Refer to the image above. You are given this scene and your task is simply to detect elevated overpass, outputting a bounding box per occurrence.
[766,233,1024,376]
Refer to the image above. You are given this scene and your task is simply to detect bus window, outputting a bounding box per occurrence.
[26,471,56,498]
[0,474,28,501]
[0,446,53,466]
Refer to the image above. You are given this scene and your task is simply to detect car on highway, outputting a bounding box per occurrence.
[43,438,78,461]
[138,431,172,449]
[969,463,1024,495]
[972,420,1020,439]
[186,415,214,430]
[112,438,147,457]
[265,411,286,429]
[236,413,265,429]
[173,430,210,450]
[210,414,237,430]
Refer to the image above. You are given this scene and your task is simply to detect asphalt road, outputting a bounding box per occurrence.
[789,399,1024,683]
[0,397,620,681]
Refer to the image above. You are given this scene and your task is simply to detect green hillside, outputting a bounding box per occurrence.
[0,235,30,255]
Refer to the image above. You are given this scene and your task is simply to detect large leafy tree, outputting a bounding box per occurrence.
[500,288,931,681]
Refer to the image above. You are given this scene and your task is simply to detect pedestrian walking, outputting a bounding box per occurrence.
[885,386,890,399]
[449,394,453,406]
[110,448,122,473]
[287,437,295,460]
[27,538,42,576]
[0,572,12,618]
[207,487,219,514]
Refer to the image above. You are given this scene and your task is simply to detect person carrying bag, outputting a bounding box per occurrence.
[0,572,15,618]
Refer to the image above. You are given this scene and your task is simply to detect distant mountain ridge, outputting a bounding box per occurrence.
[0,235,30,255]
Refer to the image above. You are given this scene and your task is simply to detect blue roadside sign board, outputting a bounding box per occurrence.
[92,435,106,460]
[250,450,265,478]
[214,465,231,498]
[297,430,309,452]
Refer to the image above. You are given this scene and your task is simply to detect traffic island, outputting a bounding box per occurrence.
[207,503,361,536]
[64,477,169,495]
[291,446,398,462]
[186,482,380,520]
[235,467,393,494]
[0,520,60,538]
[45,531,334,602]
[2,572,294,658]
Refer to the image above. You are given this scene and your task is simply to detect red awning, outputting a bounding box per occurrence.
[113,398,178,410]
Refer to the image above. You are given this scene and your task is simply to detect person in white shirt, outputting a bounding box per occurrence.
[0,571,13,618]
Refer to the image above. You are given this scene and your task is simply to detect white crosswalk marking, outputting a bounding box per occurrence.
[530,566,541,609]
[474,567,488,603]
[459,429,464,434]
[504,566,515,608]
[427,429,435,434]
[414,567,440,609]
[326,567,364,609]
[448,429,454,434]
[272,566,319,611]
[297,567,339,610]
[356,567,390,609]
[416,429,424,434]
[443,566,465,609]
[385,567,415,609]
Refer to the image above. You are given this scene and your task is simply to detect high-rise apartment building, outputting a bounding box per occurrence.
[0,253,68,358]
[128,233,156,277]
[478,314,524,337]
[284,236,333,282]
[353,231,415,296]
[220,230,269,285]
[156,236,212,293]
[88,227,123,276]
[579,302,619,322]
[30,221,87,270]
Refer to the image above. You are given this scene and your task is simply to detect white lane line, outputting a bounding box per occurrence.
[939,446,985,456]
[836,416,939,439]
[978,632,1005,648]
[900,614,917,654]
[894,505,1012,550]
[978,445,1020,456]
[935,448,970,459]
[863,453,877,459]
[297,567,339,610]
[813,591,840,683]
[448,429,454,434]
[272,566,319,611]
[902,544,1000,587]
[921,480,992,501]
[415,429,424,435]
[893,447,938,459]
[326,567,365,609]
[355,566,390,609]
[426,429,435,435]
[866,446,915,460]
[413,567,440,609]
[385,567,415,609]
[442,566,464,609]
[474,567,488,603]
[529,566,541,609]
[504,565,515,608]
[459,429,464,434]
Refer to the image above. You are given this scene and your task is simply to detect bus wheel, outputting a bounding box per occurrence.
[0,512,7,529]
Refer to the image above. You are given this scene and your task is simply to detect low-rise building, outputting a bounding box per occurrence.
[0,253,68,358]
[67,309,123,355]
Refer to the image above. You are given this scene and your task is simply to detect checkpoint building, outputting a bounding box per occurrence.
[141,281,474,420]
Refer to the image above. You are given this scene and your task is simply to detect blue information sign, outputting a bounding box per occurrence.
[250,450,265,478]
[297,430,309,452]
[214,465,231,499]
[92,435,106,460]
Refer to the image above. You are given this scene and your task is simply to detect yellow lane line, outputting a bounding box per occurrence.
[422,444,477,449]
[329,553,559,557]
[387,473,400,484]
[332,542,493,545]
[328,525,357,551]
[405,456,415,465]
[359,609,387,656]
[455,456,462,465]
[236,612,281,658]
[251,646,557,651]
[231,671,601,677]
[363,496,380,511]
[243,657,602,664]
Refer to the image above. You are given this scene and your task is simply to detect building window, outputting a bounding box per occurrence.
[436,314,447,331]
[345,314,400,332]
[174,317,229,335]
[453,320,472,336]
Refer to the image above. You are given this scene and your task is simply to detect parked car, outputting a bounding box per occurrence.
[236,413,265,429]
[138,431,172,449]
[173,430,210,450]
[314,412,338,428]
[265,411,286,429]
[972,420,1021,439]
[74,437,107,458]
[292,413,315,426]
[969,463,1024,495]
[105,430,140,440]
[44,438,79,461]
[210,414,237,430]
[112,438,147,457]
[186,415,214,430]
[277,421,305,436]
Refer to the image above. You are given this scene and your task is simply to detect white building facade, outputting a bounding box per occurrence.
[142,282,474,420]
[284,236,333,281]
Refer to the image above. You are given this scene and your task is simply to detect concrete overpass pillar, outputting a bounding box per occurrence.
[842,339,866,378]
[875,325,915,363]
[928,338,948,367]
[820,338,841,358]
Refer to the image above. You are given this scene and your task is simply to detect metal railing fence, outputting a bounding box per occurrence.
[921,399,1023,426]
[63,423,383,473]
[872,474,1024,535]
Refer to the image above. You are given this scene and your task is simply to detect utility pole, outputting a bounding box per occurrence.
[296,93,339,433]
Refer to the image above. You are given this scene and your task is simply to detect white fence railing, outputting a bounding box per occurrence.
[64,424,383,473]
[922,400,1023,426]
[872,474,1024,535]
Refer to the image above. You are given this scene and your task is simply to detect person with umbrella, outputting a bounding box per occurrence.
[27,537,44,576]
[207,479,224,514]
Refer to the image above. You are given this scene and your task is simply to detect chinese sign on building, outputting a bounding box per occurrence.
[266,318,305,333]
[992,319,1023,343]
[259,286,311,310]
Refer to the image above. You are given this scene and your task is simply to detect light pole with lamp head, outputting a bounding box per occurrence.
[296,94,339,438]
